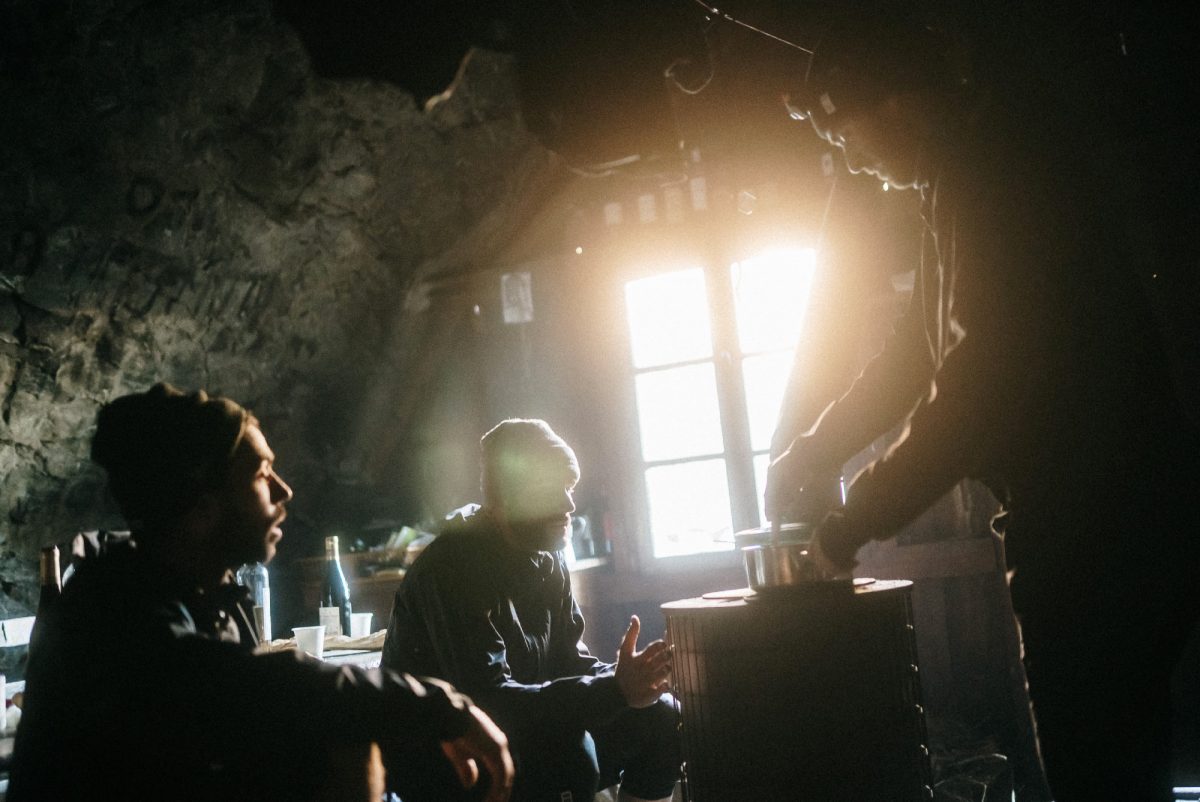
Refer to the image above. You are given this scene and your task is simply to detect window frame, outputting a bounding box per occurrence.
[620,248,815,567]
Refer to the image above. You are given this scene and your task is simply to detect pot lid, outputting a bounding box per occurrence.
[734,522,815,544]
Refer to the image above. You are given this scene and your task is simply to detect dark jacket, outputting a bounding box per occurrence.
[8,540,476,801]
[382,507,627,737]
[816,130,1200,596]
[807,115,1200,800]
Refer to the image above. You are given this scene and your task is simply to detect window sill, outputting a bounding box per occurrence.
[568,555,613,573]
[641,548,739,576]
[572,549,745,608]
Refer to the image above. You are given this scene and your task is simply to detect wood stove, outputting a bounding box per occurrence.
[664,580,933,801]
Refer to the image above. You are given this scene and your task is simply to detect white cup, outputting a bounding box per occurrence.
[349,612,373,639]
[293,625,326,660]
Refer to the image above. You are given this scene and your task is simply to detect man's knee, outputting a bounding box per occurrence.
[601,695,680,798]
[513,727,600,800]
[630,694,680,752]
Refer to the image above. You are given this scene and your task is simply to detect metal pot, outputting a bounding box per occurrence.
[737,523,816,590]
[743,542,814,589]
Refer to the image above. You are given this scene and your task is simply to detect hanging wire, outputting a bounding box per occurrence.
[664,20,715,99]
[566,153,643,178]
[689,0,813,54]
[665,57,714,95]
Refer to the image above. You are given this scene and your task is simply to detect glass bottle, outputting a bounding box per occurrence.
[235,562,272,642]
[27,545,62,660]
[319,536,352,637]
[37,545,62,606]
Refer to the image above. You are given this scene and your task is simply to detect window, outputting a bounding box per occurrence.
[625,249,817,558]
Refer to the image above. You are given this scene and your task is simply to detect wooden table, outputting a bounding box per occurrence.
[323,649,383,670]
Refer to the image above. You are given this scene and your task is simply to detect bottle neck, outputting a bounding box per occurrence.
[39,546,62,592]
[324,538,340,561]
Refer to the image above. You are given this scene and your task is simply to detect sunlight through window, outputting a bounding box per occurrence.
[634,364,724,462]
[742,351,796,451]
[645,459,733,558]
[732,249,817,355]
[625,268,712,369]
[625,248,817,558]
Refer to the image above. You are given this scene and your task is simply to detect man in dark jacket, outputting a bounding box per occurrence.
[765,11,1200,802]
[8,383,513,802]
[383,419,678,802]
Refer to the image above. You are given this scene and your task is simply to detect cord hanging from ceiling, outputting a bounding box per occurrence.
[689,0,814,55]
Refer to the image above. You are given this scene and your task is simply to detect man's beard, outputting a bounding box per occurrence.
[220,511,284,567]
[507,517,571,553]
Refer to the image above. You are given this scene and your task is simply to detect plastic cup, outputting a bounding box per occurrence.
[349,613,373,638]
[293,625,326,660]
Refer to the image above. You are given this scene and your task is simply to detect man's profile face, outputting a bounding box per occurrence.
[213,424,292,567]
[810,94,929,190]
[496,459,579,554]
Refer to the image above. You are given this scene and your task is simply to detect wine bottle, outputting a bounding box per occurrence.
[28,545,62,659]
[319,536,352,637]
[38,545,62,603]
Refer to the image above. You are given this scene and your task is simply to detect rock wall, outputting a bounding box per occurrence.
[0,0,563,614]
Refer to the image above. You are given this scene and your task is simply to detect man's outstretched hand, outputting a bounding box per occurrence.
[766,435,845,527]
[615,614,672,708]
[440,704,515,802]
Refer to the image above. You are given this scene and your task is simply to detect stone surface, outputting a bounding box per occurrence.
[0,0,565,608]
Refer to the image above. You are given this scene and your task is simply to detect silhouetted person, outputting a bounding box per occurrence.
[766,10,1200,802]
[384,419,679,802]
[9,383,513,802]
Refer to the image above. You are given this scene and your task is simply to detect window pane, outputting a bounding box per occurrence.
[645,459,735,557]
[634,363,724,462]
[731,249,817,354]
[743,351,796,452]
[625,269,713,368]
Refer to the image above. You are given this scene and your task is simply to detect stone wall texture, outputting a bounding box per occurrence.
[0,0,564,614]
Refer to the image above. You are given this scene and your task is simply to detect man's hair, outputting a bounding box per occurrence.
[91,383,254,533]
[793,9,968,130]
[479,419,579,507]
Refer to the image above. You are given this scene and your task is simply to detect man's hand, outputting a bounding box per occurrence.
[614,615,672,709]
[805,532,847,580]
[765,435,840,525]
[439,704,515,802]
[808,512,858,580]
